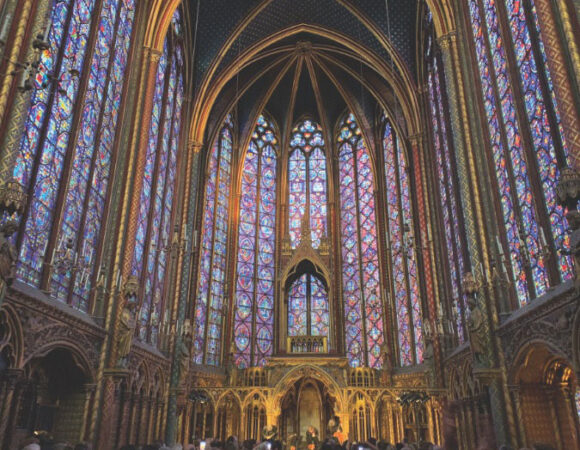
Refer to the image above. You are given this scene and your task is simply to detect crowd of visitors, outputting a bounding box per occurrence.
[18,424,559,450]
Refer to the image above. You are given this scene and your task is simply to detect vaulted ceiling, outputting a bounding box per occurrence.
[184,0,427,149]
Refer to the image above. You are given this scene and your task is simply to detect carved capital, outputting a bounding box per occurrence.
[188,140,204,154]
[146,46,163,63]
[437,31,457,50]
[408,133,424,146]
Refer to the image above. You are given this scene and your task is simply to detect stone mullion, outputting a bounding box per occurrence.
[536,0,580,170]
[430,61,468,333]
[409,134,440,378]
[392,133,416,366]
[330,151,344,356]
[422,77,454,332]
[376,124,399,370]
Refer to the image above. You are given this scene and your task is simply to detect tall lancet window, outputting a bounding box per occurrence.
[194,114,234,366]
[131,11,184,344]
[233,115,277,368]
[288,120,327,249]
[383,119,423,366]
[467,0,572,305]
[287,274,329,337]
[424,13,467,343]
[338,113,384,369]
[13,0,136,311]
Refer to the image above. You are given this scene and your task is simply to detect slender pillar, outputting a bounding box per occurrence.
[509,385,526,448]
[80,384,96,442]
[166,142,202,444]
[0,0,35,139]
[0,369,22,446]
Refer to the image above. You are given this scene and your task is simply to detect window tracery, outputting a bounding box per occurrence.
[194,114,234,366]
[233,115,277,368]
[14,0,136,311]
[467,0,572,306]
[382,118,423,366]
[287,273,329,338]
[288,120,327,249]
[424,15,467,343]
[338,113,385,369]
[132,12,184,344]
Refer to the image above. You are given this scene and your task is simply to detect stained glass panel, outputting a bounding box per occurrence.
[339,113,384,368]
[288,120,327,249]
[16,0,98,288]
[504,0,572,282]
[194,115,233,365]
[233,115,277,368]
[287,274,328,338]
[469,0,533,304]
[428,62,466,343]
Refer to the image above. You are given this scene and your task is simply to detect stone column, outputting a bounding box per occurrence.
[80,383,96,442]
[97,369,128,450]
[0,368,22,446]
[0,0,51,181]
[166,142,202,445]
[545,386,563,449]
[559,385,579,449]
[509,385,526,448]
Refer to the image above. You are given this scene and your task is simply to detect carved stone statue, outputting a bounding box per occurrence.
[177,320,192,385]
[380,340,392,372]
[117,300,137,367]
[0,220,18,301]
[466,296,488,366]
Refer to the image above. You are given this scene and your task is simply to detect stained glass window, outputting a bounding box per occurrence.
[131,11,184,345]
[467,0,572,306]
[13,0,136,311]
[193,114,234,366]
[287,273,329,338]
[382,118,423,366]
[288,120,327,249]
[338,113,385,369]
[233,115,278,368]
[424,18,467,343]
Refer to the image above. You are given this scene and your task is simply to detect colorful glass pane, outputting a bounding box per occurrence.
[233,115,277,368]
[469,0,535,304]
[287,274,328,338]
[383,122,412,366]
[428,62,466,343]
[194,115,233,365]
[49,0,136,310]
[288,120,327,249]
[504,0,572,282]
[16,0,97,288]
[338,114,384,368]
[288,274,308,337]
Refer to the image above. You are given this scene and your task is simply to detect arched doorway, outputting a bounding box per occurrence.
[512,344,580,449]
[278,377,337,443]
[15,348,92,446]
[215,393,241,441]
